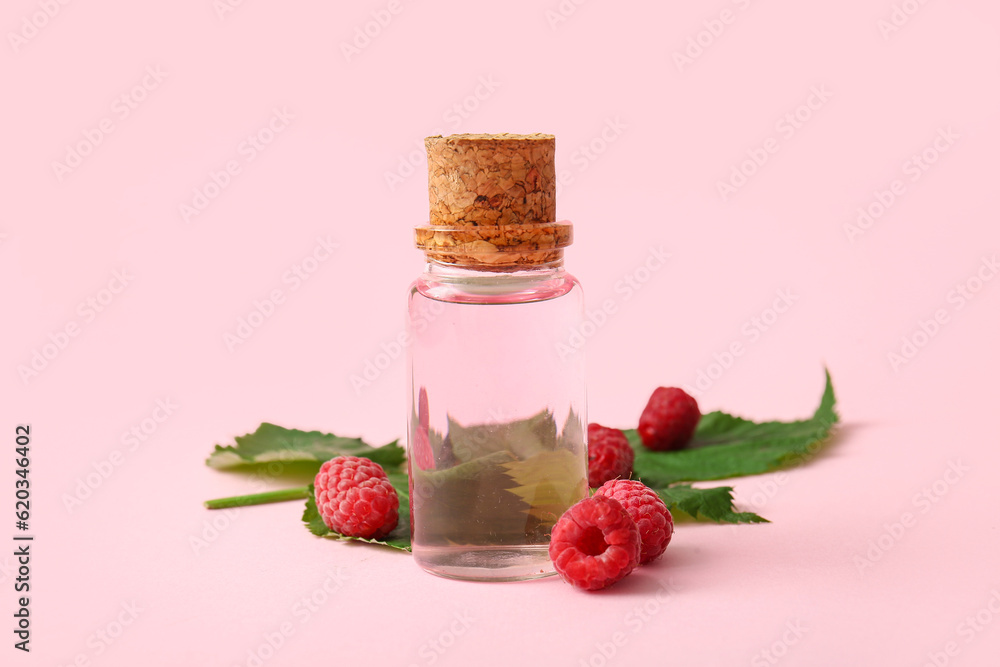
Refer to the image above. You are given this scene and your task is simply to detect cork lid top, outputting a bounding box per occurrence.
[431,133,553,142]
[416,133,571,268]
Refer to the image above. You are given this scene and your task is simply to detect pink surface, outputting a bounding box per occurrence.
[3,0,1000,665]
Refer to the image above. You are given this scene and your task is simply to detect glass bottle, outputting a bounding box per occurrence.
[406,134,588,581]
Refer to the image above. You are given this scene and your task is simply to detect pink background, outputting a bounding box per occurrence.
[4,0,1000,665]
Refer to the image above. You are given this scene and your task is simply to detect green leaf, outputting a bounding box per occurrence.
[445,409,557,463]
[301,485,330,536]
[411,451,535,546]
[626,369,838,486]
[207,422,405,472]
[653,484,768,524]
[301,473,412,552]
[501,449,589,524]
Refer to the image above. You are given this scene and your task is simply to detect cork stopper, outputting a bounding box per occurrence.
[415,133,572,268]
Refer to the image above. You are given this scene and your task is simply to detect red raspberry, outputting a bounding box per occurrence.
[314,456,399,539]
[595,479,673,564]
[587,423,634,487]
[638,387,701,451]
[548,495,641,591]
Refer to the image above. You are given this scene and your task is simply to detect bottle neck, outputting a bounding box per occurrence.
[417,257,575,304]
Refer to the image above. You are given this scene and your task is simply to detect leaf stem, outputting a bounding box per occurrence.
[204,486,310,510]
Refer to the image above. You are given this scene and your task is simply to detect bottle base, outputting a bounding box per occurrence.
[414,545,557,582]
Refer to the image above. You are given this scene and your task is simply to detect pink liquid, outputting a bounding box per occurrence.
[407,266,588,581]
